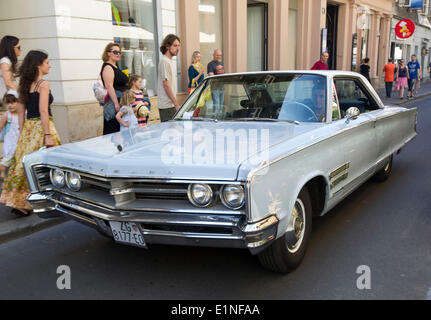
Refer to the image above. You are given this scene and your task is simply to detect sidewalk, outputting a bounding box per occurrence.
[377,78,431,106]
[1,78,431,244]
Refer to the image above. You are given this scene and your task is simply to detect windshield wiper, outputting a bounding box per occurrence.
[233,118,300,125]
[171,117,218,122]
[190,117,218,122]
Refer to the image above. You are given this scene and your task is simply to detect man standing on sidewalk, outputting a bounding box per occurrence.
[158,34,181,122]
[207,49,225,113]
[383,58,396,98]
[311,52,329,70]
[407,55,421,99]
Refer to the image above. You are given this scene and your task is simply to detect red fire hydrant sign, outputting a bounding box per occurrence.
[395,19,415,39]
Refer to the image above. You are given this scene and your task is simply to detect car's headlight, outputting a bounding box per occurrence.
[50,169,65,188]
[221,185,245,209]
[65,172,82,192]
[188,184,214,207]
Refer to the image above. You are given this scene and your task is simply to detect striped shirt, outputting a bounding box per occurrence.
[131,89,151,127]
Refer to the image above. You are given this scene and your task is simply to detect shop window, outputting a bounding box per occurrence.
[111,0,158,94]
[199,0,223,74]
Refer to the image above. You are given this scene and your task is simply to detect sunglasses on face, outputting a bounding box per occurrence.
[110,50,121,55]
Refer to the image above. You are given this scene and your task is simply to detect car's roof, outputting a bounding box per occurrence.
[206,70,362,79]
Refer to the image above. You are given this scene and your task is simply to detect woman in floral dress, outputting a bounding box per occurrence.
[0,50,61,216]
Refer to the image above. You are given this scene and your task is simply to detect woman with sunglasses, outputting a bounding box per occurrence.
[0,35,21,98]
[100,43,129,135]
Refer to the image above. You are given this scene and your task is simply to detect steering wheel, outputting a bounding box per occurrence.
[279,102,319,122]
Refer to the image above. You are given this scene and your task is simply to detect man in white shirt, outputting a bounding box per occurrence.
[157,34,181,122]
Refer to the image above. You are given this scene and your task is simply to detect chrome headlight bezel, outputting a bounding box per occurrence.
[49,168,65,188]
[187,183,215,208]
[65,172,82,192]
[220,184,245,210]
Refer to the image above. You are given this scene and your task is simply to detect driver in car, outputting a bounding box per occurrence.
[310,86,326,122]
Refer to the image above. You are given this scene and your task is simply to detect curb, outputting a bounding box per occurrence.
[381,92,431,106]
[0,215,68,244]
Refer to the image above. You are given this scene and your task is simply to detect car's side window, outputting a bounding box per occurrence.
[334,78,379,118]
[331,81,341,121]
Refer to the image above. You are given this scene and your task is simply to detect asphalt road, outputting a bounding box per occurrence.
[0,98,430,300]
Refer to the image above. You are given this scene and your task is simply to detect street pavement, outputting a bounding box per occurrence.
[0,85,430,300]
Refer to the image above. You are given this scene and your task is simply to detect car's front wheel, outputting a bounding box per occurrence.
[373,155,393,182]
[258,187,312,273]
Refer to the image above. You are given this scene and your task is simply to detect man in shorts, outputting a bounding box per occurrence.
[407,55,421,99]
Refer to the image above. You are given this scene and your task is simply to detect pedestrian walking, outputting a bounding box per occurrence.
[188,51,204,94]
[100,42,129,135]
[207,49,225,112]
[360,58,371,83]
[157,34,181,122]
[0,35,21,98]
[0,50,61,216]
[395,59,409,100]
[428,61,431,79]
[383,58,396,98]
[407,55,421,99]
[0,94,20,179]
[311,52,329,70]
[116,90,138,132]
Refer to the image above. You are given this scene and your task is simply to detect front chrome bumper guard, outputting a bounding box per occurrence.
[28,192,279,255]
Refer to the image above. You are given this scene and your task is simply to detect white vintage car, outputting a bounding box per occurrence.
[24,71,417,273]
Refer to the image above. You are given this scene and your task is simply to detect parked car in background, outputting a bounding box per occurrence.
[24,71,418,273]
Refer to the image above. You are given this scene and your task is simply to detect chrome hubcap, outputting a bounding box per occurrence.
[287,199,306,253]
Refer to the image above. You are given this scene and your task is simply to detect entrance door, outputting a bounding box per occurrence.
[247,1,268,71]
[326,4,338,70]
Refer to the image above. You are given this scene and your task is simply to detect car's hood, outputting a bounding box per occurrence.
[38,121,322,180]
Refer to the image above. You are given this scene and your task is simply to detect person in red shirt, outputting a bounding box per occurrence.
[311,52,329,70]
[383,58,396,98]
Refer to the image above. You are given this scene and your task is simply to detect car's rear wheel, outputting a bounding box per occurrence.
[373,155,393,182]
[258,187,312,273]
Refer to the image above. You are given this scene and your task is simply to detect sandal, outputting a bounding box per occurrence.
[11,208,30,217]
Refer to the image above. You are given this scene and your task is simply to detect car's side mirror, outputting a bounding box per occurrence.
[345,107,360,124]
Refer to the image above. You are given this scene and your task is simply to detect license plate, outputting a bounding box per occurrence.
[109,221,147,248]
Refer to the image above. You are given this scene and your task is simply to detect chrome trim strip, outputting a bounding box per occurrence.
[141,229,243,241]
[56,206,97,226]
[110,187,188,196]
[32,164,246,183]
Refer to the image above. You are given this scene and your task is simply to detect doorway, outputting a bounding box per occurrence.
[326,4,338,70]
[247,1,268,71]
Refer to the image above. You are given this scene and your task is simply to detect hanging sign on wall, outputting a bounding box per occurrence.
[395,19,415,39]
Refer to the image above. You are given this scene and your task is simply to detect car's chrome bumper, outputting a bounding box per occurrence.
[28,192,278,255]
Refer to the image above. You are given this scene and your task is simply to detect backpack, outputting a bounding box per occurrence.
[0,111,12,142]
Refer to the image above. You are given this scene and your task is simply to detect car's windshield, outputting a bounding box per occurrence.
[175,74,327,123]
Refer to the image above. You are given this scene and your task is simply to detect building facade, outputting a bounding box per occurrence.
[391,0,431,78]
[0,0,394,143]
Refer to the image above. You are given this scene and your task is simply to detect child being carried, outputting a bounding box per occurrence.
[0,94,20,179]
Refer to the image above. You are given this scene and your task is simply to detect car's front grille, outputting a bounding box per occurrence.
[34,166,52,189]
[130,182,189,201]
[31,165,246,213]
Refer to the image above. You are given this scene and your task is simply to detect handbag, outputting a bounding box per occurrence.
[0,111,11,142]
[93,76,109,104]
